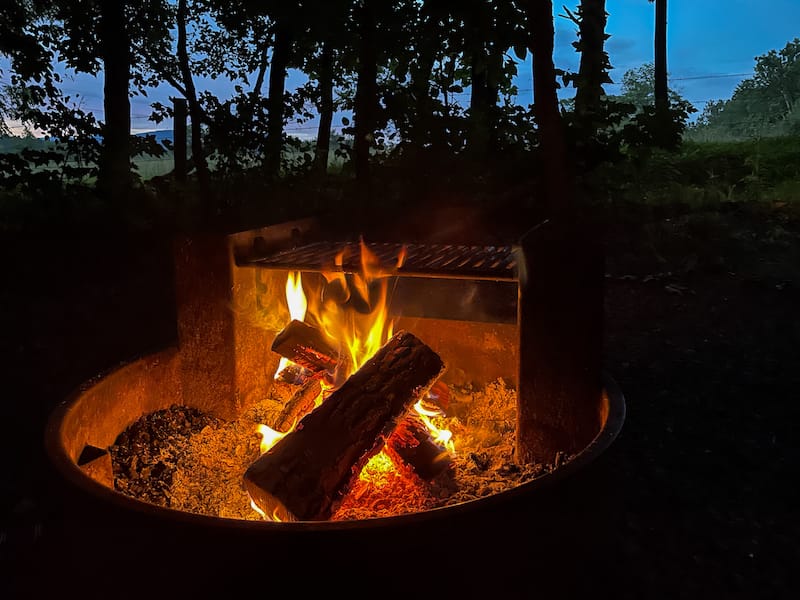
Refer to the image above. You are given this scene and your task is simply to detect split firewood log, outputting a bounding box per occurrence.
[385,413,452,480]
[271,319,453,478]
[270,319,339,373]
[272,378,323,434]
[244,330,445,521]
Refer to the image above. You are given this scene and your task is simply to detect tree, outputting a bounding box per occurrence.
[176,0,210,186]
[353,0,378,184]
[97,0,132,199]
[312,41,335,174]
[263,5,296,177]
[605,62,695,149]
[752,37,800,115]
[516,0,605,469]
[688,38,800,139]
[652,0,667,111]
[615,62,686,109]
[650,0,669,143]
[569,0,611,136]
[519,0,570,215]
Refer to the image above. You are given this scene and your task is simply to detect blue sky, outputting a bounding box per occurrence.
[4,0,799,135]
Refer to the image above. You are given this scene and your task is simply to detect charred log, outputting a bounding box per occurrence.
[273,378,323,434]
[270,319,339,373]
[272,319,452,478]
[244,331,445,521]
[385,414,452,480]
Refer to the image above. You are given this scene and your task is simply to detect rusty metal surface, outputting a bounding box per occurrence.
[242,241,519,281]
[46,350,625,532]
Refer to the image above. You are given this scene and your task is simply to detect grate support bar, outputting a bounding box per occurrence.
[241,241,519,281]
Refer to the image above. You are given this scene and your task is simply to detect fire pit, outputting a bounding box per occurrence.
[45,216,625,531]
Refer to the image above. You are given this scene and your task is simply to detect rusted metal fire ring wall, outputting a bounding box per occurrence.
[44,345,625,532]
[44,218,624,532]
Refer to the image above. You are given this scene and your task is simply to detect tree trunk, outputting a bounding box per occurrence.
[173,97,187,181]
[469,46,489,153]
[177,0,209,189]
[654,0,668,112]
[98,0,131,201]
[354,0,378,186]
[408,3,437,154]
[265,19,292,178]
[253,30,270,96]
[574,0,608,134]
[516,0,604,466]
[467,6,496,157]
[314,43,334,175]
[525,0,571,216]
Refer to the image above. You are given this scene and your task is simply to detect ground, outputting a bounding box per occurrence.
[0,200,797,598]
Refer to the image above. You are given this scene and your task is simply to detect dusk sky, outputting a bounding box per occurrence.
[4,0,799,135]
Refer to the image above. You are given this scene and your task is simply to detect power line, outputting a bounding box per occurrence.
[669,73,751,81]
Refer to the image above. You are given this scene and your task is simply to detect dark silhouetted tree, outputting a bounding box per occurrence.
[570,0,610,137]
[652,0,669,139]
[520,0,571,214]
[97,0,132,200]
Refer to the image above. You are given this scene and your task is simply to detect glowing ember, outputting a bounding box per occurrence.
[357,451,400,487]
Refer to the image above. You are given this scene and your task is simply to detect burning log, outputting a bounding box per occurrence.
[271,319,453,479]
[244,330,445,521]
[273,378,323,434]
[385,414,452,480]
[270,319,339,373]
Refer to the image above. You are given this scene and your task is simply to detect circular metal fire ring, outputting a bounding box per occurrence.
[44,353,626,533]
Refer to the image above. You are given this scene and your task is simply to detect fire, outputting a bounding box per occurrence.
[314,240,394,377]
[256,423,286,454]
[414,400,455,455]
[249,495,282,522]
[285,271,307,320]
[357,451,400,487]
[271,240,399,382]
[308,238,399,377]
[251,240,453,520]
[274,271,309,379]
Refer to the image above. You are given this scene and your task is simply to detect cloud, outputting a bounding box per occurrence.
[606,35,638,54]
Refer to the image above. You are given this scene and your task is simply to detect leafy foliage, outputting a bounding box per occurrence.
[688,38,800,141]
[0,1,796,232]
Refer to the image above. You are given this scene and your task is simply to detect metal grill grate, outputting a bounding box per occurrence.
[243,241,519,281]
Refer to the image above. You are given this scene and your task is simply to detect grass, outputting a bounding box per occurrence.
[619,136,800,208]
[3,133,800,235]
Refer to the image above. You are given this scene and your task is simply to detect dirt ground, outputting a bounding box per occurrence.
[1,201,798,598]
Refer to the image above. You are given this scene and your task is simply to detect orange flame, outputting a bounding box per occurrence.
[255,240,450,519]
[255,423,286,454]
[414,399,455,454]
[307,239,399,378]
[249,495,283,522]
[275,272,309,379]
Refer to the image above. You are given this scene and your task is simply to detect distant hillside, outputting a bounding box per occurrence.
[0,130,173,150]
[135,130,173,144]
[0,135,56,153]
